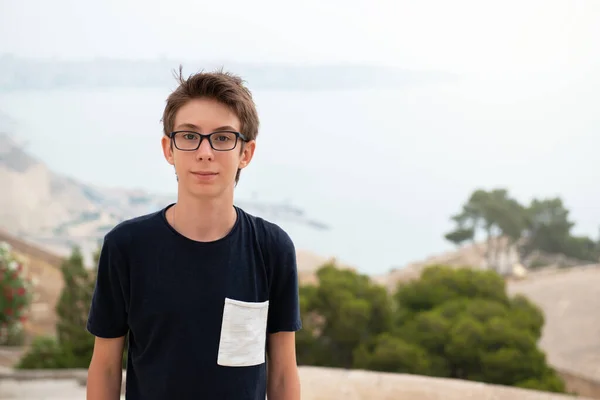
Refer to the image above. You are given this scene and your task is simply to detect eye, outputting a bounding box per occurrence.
[214,132,235,142]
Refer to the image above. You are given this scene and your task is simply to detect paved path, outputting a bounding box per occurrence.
[0,379,114,400]
[0,367,593,400]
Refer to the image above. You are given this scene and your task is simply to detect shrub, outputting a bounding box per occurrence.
[16,336,69,369]
[298,263,566,394]
[0,241,32,346]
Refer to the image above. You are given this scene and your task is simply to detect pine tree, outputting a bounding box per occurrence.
[55,246,95,367]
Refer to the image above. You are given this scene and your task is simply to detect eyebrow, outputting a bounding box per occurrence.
[174,123,239,132]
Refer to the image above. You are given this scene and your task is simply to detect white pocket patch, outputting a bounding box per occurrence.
[217,297,269,367]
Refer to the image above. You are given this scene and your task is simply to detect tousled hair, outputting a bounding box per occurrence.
[161,66,259,184]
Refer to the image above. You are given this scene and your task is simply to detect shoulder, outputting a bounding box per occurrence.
[236,207,295,260]
[103,208,165,249]
[237,207,295,253]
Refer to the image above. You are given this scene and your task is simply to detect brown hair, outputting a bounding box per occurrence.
[161,66,259,184]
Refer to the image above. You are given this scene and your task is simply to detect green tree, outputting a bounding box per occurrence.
[297,262,564,394]
[564,235,599,262]
[55,246,96,367]
[445,189,527,273]
[447,189,600,269]
[353,333,433,375]
[523,198,573,255]
[17,243,118,370]
[358,265,566,393]
[296,263,393,368]
[524,197,600,262]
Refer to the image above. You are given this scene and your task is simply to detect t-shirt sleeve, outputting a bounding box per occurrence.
[266,227,302,334]
[86,233,129,338]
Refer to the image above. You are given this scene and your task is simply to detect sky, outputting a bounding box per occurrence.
[1,0,599,75]
[1,0,599,271]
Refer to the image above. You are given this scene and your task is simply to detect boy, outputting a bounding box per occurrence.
[86,67,302,400]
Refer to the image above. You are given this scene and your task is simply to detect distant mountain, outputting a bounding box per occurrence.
[0,131,329,263]
[0,54,456,92]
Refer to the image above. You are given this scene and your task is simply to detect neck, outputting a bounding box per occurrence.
[168,193,237,242]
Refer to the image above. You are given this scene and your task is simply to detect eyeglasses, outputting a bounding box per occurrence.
[168,130,248,152]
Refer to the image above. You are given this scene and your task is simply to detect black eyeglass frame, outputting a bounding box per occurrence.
[167,130,249,152]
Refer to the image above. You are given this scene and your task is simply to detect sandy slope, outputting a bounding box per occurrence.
[508,265,600,382]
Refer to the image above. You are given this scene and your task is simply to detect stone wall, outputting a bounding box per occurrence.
[1,367,596,400]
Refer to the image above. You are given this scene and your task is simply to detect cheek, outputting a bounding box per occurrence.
[217,154,242,173]
[173,152,193,171]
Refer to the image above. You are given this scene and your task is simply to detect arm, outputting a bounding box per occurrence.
[87,336,126,400]
[267,331,301,400]
[86,234,130,400]
[264,225,303,400]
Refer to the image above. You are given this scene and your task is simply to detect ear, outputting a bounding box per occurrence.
[238,140,256,170]
[162,135,175,166]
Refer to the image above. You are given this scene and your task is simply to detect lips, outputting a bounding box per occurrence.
[190,171,218,182]
[191,171,218,176]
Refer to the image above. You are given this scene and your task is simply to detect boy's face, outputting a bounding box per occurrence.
[161,97,255,199]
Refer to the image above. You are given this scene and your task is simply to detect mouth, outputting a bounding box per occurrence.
[190,171,218,182]
[191,171,218,176]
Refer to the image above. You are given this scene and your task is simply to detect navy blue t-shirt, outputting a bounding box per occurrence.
[86,204,302,400]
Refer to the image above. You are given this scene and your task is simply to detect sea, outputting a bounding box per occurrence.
[1,70,599,275]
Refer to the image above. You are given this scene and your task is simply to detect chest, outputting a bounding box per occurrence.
[126,243,270,331]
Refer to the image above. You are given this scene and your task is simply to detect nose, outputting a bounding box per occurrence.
[195,136,214,161]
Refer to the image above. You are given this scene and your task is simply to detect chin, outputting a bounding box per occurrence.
[181,182,230,200]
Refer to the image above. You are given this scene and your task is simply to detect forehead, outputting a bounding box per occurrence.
[173,98,241,132]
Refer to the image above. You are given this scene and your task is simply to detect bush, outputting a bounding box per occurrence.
[17,244,129,370]
[0,241,32,346]
[387,265,565,392]
[54,246,96,368]
[298,263,566,394]
[16,336,70,369]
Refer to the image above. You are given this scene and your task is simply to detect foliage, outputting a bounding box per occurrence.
[17,244,130,369]
[298,263,566,394]
[296,263,393,368]
[17,336,70,369]
[54,246,97,367]
[445,188,600,268]
[0,241,32,346]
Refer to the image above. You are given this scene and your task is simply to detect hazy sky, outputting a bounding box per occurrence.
[2,0,599,74]
[1,0,599,271]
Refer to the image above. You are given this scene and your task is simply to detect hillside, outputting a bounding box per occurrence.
[0,132,175,262]
[372,239,590,292]
[508,265,600,383]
